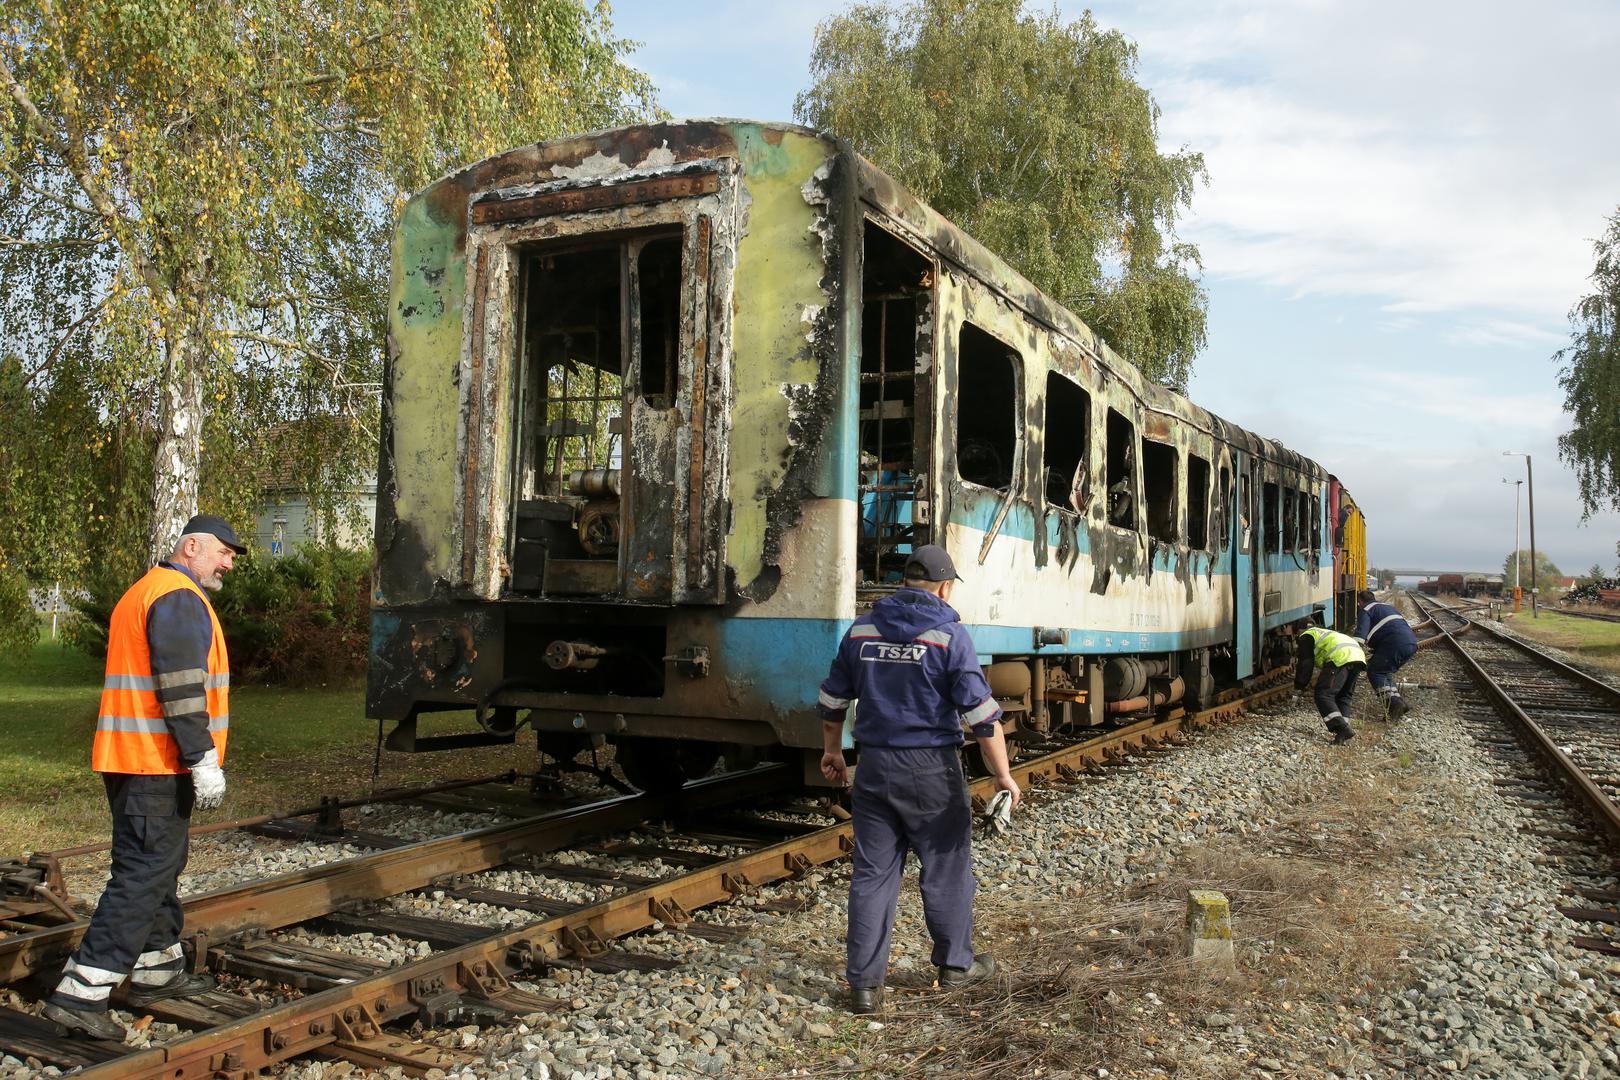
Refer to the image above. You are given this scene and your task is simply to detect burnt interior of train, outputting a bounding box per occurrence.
[508,231,682,597]
[858,221,933,585]
[1105,408,1136,529]
[1142,438,1178,543]
[1042,373,1090,512]
[955,323,1020,490]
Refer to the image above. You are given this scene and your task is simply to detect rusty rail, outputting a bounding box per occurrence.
[53,672,1293,1079]
[1408,591,1620,844]
[0,767,790,985]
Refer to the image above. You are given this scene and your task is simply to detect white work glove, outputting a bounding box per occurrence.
[982,789,1015,836]
[190,748,226,810]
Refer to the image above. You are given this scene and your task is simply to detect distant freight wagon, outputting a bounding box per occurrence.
[366,121,1369,789]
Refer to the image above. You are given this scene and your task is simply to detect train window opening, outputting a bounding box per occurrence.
[1263,481,1281,553]
[1042,372,1090,512]
[1142,439,1178,542]
[524,243,625,497]
[1310,493,1322,554]
[1217,464,1231,551]
[637,236,683,408]
[1295,490,1311,554]
[955,323,1019,490]
[859,220,933,584]
[1238,474,1252,553]
[1187,453,1211,549]
[1282,487,1298,553]
[1105,409,1137,530]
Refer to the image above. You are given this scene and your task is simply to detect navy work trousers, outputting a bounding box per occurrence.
[845,745,976,988]
[1313,661,1365,719]
[50,774,193,1007]
[1367,640,1416,691]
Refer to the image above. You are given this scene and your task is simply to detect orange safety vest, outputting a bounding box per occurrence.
[92,566,230,774]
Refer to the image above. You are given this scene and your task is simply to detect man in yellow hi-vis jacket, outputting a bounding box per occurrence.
[1294,621,1367,745]
[44,515,244,1040]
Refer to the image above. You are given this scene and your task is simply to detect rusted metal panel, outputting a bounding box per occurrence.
[471,173,720,224]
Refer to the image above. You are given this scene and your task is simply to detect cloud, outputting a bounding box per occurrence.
[1083,0,1620,323]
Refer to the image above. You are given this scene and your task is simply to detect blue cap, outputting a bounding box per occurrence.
[904,544,960,582]
[181,514,247,554]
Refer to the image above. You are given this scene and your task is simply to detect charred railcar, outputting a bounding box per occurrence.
[368,121,1362,787]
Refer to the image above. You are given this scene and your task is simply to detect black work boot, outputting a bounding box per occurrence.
[848,986,884,1015]
[41,1002,126,1041]
[126,971,215,1008]
[938,953,996,988]
[1327,717,1355,745]
[1386,696,1411,722]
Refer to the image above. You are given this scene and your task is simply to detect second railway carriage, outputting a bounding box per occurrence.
[367,120,1360,788]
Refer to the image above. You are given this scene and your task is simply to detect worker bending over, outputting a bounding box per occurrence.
[1294,621,1366,745]
[1354,590,1415,720]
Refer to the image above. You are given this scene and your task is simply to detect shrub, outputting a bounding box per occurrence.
[212,547,371,686]
[67,546,371,687]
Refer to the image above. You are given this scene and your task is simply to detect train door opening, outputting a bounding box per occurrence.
[857,219,934,587]
[1233,463,1257,678]
[507,230,686,599]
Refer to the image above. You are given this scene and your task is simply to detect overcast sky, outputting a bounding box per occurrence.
[610,0,1620,580]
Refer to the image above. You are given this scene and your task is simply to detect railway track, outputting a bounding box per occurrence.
[0,673,1293,1077]
[1406,592,1620,958]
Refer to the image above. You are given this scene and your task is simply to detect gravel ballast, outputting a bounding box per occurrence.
[9,650,1616,1079]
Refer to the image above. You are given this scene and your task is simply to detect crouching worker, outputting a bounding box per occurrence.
[1355,590,1416,720]
[1294,621,1366,745]
[816,544,1021,1015]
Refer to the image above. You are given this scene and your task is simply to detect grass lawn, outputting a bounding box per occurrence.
[1501,608,1620,676]
[0,638,532,856]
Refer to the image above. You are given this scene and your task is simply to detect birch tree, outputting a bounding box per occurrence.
[0,0,657,569]
[1556,208,1620,518]
[796,0,1207,388]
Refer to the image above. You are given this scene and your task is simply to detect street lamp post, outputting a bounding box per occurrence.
[1503,452,1537,616]
[1502,478,1523,610]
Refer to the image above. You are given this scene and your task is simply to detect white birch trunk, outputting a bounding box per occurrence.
[147,325,206,563]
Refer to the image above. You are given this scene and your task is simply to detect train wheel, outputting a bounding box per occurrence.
[616,738,722,793]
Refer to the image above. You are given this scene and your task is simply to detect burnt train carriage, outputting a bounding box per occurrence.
[369,120,1357,786]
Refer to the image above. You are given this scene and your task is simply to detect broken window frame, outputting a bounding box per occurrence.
[1042,371,1091,515]
[1141,437,1179,543]
[1105,408,1139,533]
[954,322,1022,492]
[1216,463,1231,552]
[857,217,935,587]
[1187,452,1211,551]
[1263,480,1281,554]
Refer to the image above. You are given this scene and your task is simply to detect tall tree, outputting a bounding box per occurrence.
[795,0,1208,388]
[1556,207,1620,518]
[0,0,657,569]
[1501,550,1561,587]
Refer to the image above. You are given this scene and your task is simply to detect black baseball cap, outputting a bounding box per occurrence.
[181,514,247,554]
[904,544,961,582]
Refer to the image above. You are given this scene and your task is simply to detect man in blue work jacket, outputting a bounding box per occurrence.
[816,544,1021,1015]
[1355,590,1416,720]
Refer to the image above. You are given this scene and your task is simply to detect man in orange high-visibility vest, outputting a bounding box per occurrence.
[43,515,244,1041]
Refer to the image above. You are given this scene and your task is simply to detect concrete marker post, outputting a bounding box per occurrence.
[1186,889,1235,966]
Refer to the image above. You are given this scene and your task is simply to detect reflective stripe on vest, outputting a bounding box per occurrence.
[92,567,230,775]
[1302,627,1365,669]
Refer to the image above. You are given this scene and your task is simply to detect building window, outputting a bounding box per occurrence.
[955,323,1020,490]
